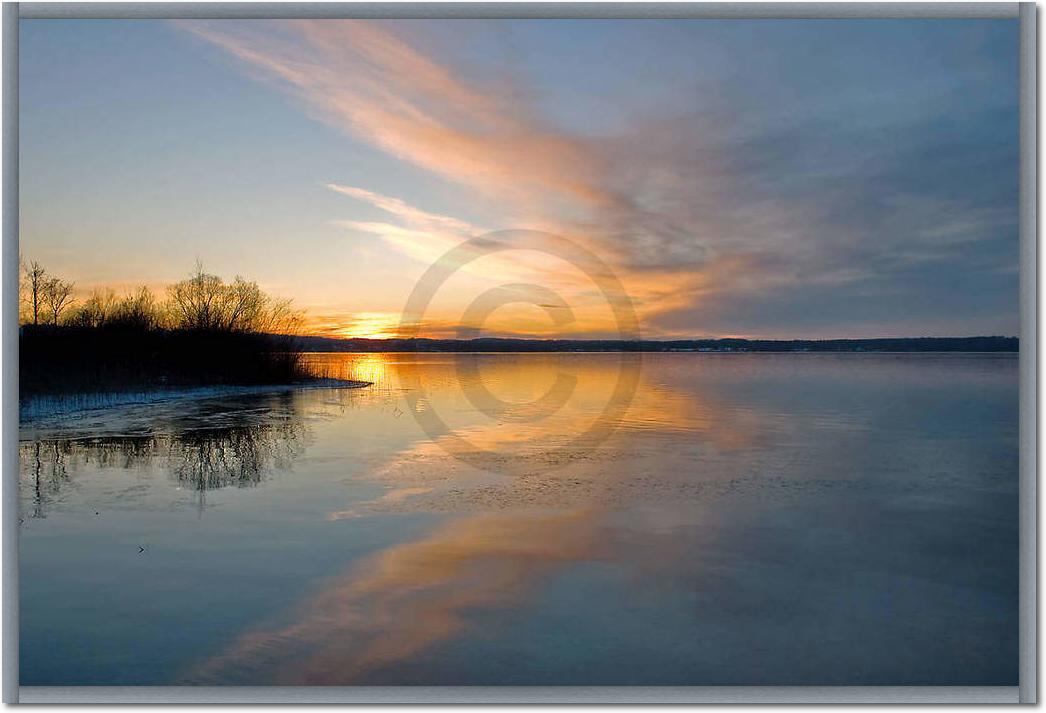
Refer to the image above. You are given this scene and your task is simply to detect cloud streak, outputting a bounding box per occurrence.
[183,19,1019,338]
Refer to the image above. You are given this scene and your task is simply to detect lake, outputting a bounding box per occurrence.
[19,352,1018,686]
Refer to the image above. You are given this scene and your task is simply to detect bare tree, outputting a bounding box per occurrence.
[69,287,117,328]
[222,277,265,332]
[42,277,75,325]
[22,260,47,326]
[263,297,303,336]
[167,261,225,331]
[34,261,303,334]
[166,263,301,334]
[111,286,159,330]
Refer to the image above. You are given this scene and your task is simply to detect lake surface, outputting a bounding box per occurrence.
[19,353,1018,686]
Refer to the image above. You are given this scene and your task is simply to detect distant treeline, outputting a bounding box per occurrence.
[20,261,309,398]
[294,335,1019,353]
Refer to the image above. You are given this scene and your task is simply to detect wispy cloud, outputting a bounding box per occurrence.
[184,21,617,209]
[183,19,1019,338]
[326,183,476,235]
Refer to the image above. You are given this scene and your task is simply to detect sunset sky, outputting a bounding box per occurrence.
[20,19,1019,339]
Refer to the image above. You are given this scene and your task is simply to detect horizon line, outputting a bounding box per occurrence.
[294,334,1020,342]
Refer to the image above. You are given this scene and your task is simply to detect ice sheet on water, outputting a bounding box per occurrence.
[20,379,369,441]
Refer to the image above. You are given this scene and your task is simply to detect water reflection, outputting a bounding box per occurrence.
[22,441,72,521]
[188,353,1019,685]
[19,353,1019,685]
[168,418,306,492]
[19,391,312,517]
[330,352,783,515]
[185,355,783,683]
[189,508,610,684]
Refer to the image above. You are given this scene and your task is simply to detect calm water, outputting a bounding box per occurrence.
[19,353,1018,686]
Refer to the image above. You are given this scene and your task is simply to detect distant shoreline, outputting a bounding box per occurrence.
[307,350,1018,355]
[295,336,1019,354]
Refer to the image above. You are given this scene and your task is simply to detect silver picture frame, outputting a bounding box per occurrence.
[2,2,1037,703]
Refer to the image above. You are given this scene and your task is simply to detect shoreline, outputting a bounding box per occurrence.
[294,335,1018,354]
[303,349,1019,355]
[19,378,371,427]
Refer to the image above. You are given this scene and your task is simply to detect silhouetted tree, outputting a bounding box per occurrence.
[167,262,302,334]
[22,260,47,326]
[111,286,159,330]
[167,261,224,330]
[42,276,75,325]
[20,262,313,397]
[68,287,117,328]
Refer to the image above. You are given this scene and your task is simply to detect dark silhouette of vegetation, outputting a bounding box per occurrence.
[22,260,46,326]
[20,261,311,400]
[42,276,75,325]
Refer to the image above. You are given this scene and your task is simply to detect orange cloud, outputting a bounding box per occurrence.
[184,21,618,209]
[182,20,801,338]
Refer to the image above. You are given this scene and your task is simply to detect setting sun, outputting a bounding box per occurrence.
[329,312,402,340]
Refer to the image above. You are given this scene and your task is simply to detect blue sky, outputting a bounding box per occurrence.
[19,18,1019,338]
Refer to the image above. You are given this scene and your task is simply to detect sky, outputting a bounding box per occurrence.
[19,18,1020,339]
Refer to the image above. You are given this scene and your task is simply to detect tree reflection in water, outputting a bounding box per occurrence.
[22,441,71,520]
[19,391,310,518]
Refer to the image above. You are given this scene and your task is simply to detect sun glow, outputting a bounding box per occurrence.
[334,312,403,340]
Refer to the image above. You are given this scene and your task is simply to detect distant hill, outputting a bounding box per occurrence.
[293,335,1018,353]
